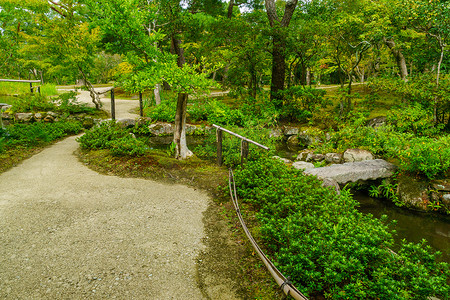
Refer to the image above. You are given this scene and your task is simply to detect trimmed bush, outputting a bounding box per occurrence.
[233,157,449,299]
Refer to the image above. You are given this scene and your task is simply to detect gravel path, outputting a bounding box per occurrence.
[0,89,241,299]
[60,86,140,119]
[0,136,210,299]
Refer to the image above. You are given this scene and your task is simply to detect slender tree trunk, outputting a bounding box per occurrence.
[306,68,311,86]
[384,38,408,82]
[78,65,102,109]
[227,0,235,19]
[171,36,192,159]
[433,39,444,123]
[153,83,161,105]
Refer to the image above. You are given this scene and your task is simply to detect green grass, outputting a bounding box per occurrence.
[0,95,17,105]
[0,82,58,97]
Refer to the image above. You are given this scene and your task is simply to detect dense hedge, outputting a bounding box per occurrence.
[0,121,83,152]
[233,157,449,299]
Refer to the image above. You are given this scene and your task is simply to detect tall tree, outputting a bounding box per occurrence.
[265,0,299,106]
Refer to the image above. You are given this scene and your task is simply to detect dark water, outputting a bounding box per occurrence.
[354,191,450,263]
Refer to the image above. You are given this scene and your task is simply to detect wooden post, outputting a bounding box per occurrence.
[30,82,33,93]
[241,140,249,167]
[217,129,223,166]
[111,89,115,120]
[139,91,143,117]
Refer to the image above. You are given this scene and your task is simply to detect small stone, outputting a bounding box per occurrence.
[292,161,314,171]
[272,156,292,165]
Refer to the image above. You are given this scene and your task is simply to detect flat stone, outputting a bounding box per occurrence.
[15,113,34,122]
[292,161,314,171]
[306,153,325,162]
[431,180,450,192]
[303,159,397,184]
[272,156,292,165]
[343,148,374,162]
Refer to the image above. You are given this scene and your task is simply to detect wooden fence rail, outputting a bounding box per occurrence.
[0,79,42,94]
[212,124,269,166]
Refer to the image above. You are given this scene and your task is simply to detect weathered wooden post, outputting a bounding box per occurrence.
[139,91,143,117]
[111,88,116,120]
[217,128,223,166]
[241,140,249,166]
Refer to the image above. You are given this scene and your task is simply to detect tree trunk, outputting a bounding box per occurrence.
[265,0,298,106]
[78,65,102,109]
[227,0,235,19]
[171,35,192,159]
[270,35,286,106]
[153,83,161,105]
[384,38,408,82]
[306,68,311,86]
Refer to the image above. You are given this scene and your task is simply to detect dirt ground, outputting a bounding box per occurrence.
[0,89,245,299]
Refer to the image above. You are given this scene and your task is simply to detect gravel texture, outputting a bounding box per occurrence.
[0,136,214,299]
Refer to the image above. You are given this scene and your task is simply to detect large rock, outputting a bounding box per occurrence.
[343,148,374,162]
[292,161,314,171]
[148,122,173,136]
[304,159,397,184]
[117,118,136,128]
[396,174,429,210]
[15,113,34,122]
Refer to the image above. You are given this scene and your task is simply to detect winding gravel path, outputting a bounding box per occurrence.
[0,89,240,299]
[0,136,210,299]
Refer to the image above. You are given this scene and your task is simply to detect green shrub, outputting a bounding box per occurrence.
[188,99,245,126]
[77,121,126,150]
[194,125,275,166]
[398,135,450,179]
[77,121,149,156]
[279,86,329,122]
[233,157,449,299]
[1,121,83,148]
[386,103,442,136]
[109,136,149,156]
[10,94,56,113]
[145,98,177,122]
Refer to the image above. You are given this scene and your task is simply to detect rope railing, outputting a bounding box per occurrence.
[228,168,309,300]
